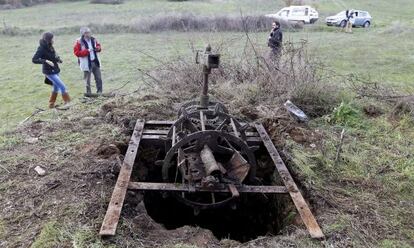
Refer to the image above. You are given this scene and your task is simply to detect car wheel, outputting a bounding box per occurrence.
[363,21,371,28]
[340,20,347,28]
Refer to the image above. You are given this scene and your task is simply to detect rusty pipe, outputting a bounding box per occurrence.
[200,145,220,176]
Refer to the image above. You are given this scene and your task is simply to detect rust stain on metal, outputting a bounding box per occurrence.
[227,151,250,183]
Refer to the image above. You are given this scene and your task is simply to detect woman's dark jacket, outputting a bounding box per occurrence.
[32,40,62,75]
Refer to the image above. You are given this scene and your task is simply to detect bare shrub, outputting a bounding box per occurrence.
[0,0,59,8]
[0,14,302,36]
[90,0,123,4]
[283,0,305,6]
[137,39,340,119]
[132,14,302,33]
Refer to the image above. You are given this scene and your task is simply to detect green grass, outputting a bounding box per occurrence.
[2,0,414,31]
[289,109,414,246]
[70,228,108,248]
[0,32,195,132]
[2,28,414,132]
[0,0,285,30]
[0,2,413,246]
[0,218,5,241]
[317,0,414,26]
[1,0,414,131]
[31,221,61,248]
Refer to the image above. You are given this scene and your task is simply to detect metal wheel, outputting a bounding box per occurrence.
[162,130,256,182]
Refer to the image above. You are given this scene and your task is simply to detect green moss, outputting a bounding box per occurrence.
[0,219,5,240]
[72,228,108,248]
[380,239,412,248]
[31,221,61,248]
[325,214,351,234]
[0,134,23,149]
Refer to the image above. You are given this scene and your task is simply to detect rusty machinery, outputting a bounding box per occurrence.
[100,45,325,239]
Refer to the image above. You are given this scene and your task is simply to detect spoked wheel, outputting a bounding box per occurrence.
[162,130,257,210]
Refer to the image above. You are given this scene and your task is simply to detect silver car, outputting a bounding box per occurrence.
[326,10,372,28]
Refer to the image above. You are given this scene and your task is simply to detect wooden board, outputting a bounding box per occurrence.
[99,120,145,236]
[255,123,325,239]
[128,182,288,194]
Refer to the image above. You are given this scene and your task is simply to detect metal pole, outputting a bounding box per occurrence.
[200,65,210,109]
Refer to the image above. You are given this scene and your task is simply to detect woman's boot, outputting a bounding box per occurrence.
[59,92,72,110]
[62,92,71,104]
[49,92,58,108]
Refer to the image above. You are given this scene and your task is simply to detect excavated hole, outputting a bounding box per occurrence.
[126,146,293,243]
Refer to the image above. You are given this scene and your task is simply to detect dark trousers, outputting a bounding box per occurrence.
[83,61,103,94]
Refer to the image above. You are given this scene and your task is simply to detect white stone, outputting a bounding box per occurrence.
[25,137,39,144]
[34,166,46,176]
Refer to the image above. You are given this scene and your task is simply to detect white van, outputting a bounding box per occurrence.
[266,6,319,24]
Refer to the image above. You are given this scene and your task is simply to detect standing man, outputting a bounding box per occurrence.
[268,21,283,61]
[74,27,103,97]
[345,10,354,33]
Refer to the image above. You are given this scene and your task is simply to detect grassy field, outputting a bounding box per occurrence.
[1,0,414,131]
[0,1,413,247]
[1,0,414,30]
[1,29,413,131]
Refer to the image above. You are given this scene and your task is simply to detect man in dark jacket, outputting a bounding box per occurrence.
[268,21,283,60]
[345,10,355,33]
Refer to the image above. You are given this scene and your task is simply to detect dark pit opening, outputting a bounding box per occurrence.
[129,146,292,243]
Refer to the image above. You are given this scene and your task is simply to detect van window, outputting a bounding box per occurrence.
[291,8,306,16]
[280,10,289,17]
[360,12,367,17]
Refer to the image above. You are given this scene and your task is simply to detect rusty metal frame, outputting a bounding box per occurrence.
[100,119,324,239]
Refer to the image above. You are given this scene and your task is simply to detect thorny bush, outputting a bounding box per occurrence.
[138,39,341,119]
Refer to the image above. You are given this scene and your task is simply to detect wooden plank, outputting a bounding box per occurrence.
[145,120,250,128]
[128,182,288,194]
[143,129,169,135]
[145,120,174,125]
[142,132,259,139]
[255,123,325,239]
[99,120,145,236]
